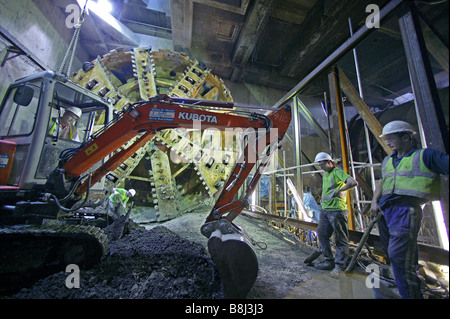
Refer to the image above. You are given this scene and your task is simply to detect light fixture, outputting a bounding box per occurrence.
[76,0,90,14]
[97,0,113,13]
[77,0,113,14]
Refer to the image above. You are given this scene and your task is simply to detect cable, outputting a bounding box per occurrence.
[58,1,88,76]
[248,236,267,250]
[50,174,91,212]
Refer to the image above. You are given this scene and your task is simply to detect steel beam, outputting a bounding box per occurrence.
[230,0,276,82]
[338,66,391,155]
[242,210,449,266]
[296,97,336,153]
[398,3,449,238]
[328,66,356,230]
[273,0,404,109]
[398,3,449,153]
[0,26,48,70]
[292,98,303,198]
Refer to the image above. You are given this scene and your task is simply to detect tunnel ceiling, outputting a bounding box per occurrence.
[46,0,448,110]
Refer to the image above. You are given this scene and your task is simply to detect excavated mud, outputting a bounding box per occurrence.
[10,220,224,299]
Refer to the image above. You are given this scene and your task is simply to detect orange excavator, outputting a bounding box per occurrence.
[0,74,291,297]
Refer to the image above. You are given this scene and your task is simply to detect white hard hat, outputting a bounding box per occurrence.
[66,106,82,118]
[315,152,333,163]
[380,120,415,137]
[127,189,136,197]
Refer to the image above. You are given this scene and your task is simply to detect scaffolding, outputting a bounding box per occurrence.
[247,0,448,261]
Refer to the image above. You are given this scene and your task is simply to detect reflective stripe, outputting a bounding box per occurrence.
[48,120,57,135]
[68,124,75,139]
[383,170,437,178]
[109,188,129,204]
[383,150,438,179]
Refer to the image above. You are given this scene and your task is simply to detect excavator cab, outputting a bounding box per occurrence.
[0,72,113,292]
[0,71,112,220]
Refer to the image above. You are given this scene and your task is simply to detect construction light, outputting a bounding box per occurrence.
[77,0,113,14]
[76,0,90,14]
[97,0,113,13]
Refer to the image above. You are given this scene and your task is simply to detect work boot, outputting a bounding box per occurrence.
[330,266,344,279]
[315,260,335,270]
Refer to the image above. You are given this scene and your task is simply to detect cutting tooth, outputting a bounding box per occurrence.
[149,150,180,222]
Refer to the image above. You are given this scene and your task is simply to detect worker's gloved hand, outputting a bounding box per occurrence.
[368,201,380,217]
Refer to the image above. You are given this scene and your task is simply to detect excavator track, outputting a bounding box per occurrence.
[0,224,107,294]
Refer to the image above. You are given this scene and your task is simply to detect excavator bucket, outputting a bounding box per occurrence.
[201,219,258,298]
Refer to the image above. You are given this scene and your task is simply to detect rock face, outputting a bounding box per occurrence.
[12,223,224,299]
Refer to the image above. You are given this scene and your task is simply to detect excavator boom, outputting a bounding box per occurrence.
[49,94,291,215]
[45,94,292,298]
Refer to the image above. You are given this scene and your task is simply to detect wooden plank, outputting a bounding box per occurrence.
[338,66,392,155]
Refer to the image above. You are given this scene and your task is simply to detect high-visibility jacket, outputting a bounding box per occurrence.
[321,167,351,211]
[381,149,441,201]
[48,119,77,140]
[109,188,130,205]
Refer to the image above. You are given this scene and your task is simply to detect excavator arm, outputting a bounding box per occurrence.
[47,94,291,221]
[45,94,291,298]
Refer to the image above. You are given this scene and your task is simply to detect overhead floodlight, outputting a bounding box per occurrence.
[76,0,113,14]
[97,0,113,13]
[76,0,90,14]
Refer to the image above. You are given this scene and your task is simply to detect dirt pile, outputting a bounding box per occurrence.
[12,220,224,299]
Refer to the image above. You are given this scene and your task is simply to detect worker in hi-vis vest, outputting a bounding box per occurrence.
[108,188,136,218]
[314,152,358,278]
[48,106,82,142]
[370,120,449,299]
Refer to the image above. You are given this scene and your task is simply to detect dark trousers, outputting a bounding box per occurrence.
[317,209,349,269]
[378,205,423,299]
